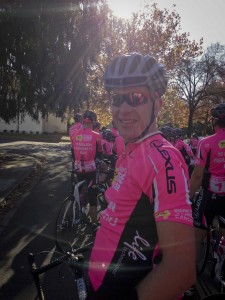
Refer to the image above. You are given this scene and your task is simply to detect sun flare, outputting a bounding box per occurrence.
[107,0,144,19]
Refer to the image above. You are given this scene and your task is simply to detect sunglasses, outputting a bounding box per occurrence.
[111,93,151,107]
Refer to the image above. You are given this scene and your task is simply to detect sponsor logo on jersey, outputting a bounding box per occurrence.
[150,140,176,194]
[82,134,92,142]
[76,135,82,141]
[112,167,127,191]
[219,140,225,149]
[155,210,171,219]
[123,230,150,261]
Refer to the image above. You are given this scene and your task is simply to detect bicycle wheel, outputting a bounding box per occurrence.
[219,258,225,293]
[55,196,78,253]
[56,182,96,253]
[71,182,99,251]
[197,228,211,276]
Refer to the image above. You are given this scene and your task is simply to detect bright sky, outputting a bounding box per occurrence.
[107,0,225,49]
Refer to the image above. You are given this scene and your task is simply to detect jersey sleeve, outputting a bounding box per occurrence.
[136,144,192,225]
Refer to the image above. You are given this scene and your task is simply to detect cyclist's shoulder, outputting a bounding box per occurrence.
[136,133,180,162]
[91,129,102,138]
[199,134,220,147]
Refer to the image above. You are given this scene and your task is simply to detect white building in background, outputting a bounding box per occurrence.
[0,113,67,134]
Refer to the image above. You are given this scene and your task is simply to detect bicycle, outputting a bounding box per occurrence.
[55,158,112,253]
[28,245,91,300]
[196,217,225,293]
[196,222,219,276]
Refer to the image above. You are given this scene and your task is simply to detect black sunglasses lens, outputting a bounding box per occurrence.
[111,93,148,107]
[112,95,124,107]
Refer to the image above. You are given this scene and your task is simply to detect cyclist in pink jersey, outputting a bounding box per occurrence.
[190,103,225,262]
[110,123,125,157]
[72,110,102,222]
[87,53,195,300]
[101,129,114,157]
[189,133,199,156]
[173,129,195,177]
[112,134,124,157]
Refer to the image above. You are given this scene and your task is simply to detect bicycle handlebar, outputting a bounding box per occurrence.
[28,250,88,300]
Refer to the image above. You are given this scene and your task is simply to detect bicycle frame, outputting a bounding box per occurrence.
[28,245,92,300]
[70,159,112,223]
[56,159,112,253]
[73,180,86,223]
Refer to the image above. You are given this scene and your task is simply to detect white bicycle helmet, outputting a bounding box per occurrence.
[104,52,167,96]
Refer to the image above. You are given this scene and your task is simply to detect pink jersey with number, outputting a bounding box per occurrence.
[195,128,225,194]
[72,127,102,173]
[88,133,192,295]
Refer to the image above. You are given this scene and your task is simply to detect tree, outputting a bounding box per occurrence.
[171,43,225,136]
[87,3,203,124]
[0,0,109,122]
[158,87,189,128]
[0,1,205,125]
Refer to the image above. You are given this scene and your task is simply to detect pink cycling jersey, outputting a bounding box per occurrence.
[102,139,113,156]
[69,122,83,143]
[88,132,192,296]
[195,128,225,194]
[72,127,102,173]
[113,135,125,157]
[189,137,199,151]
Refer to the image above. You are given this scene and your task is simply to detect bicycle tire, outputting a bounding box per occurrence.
[219,257,225,293]
[197,228,211,276]
[55,196,77,252]
[56,182,96,253]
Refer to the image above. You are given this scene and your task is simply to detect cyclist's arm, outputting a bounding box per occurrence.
[190,165,204,199]
[136,221,196,300]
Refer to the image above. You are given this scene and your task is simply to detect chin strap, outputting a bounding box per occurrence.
[125,97,156,146]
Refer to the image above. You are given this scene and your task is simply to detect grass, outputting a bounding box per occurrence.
[0,132,70,143]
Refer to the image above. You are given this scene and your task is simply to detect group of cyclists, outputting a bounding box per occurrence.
[66,52,225,299]
[68,109,124,223]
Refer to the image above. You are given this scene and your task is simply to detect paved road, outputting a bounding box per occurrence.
[0,141,78,299]
[0,141,224,299]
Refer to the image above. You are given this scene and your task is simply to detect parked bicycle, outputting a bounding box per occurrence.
[196,217,225,293]
[55,158,113,253]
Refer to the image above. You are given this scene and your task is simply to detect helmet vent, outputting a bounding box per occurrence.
[118,57,128,75]
[141,57,156,74]
[129,54,142,74]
